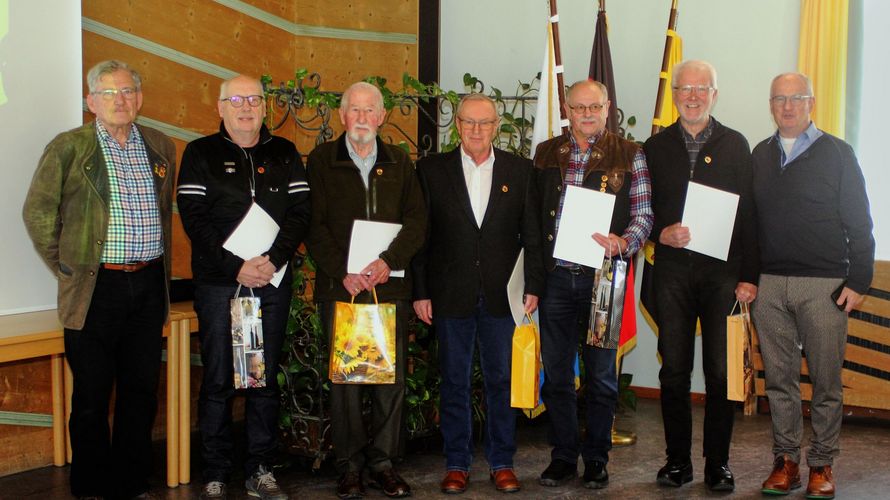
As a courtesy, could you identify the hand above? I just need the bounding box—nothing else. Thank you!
[592,232,628,257]
[735,282,758,303]
[524,294,539,315]
[342,273,372,296]
[413,299,433,325]
[237,255,274,288]
[257,258,277,276]
[837,287,864,314]
[361,258,392,287]
[659,222,691,249]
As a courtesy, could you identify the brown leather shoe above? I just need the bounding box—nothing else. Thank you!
[806,465,835,499]
[369,467,412,498]
[441,470,469,494]
[762,455,801,495]
[490,469,521,493]
[337,471,365,499]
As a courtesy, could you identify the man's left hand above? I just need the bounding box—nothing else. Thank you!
[837,287,864,314]
[361,258,391,288]
[735,282,758,303]
[524,294,539,315]
[592,233,627,258]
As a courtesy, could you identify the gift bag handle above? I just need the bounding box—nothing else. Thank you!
[349,286,379,305]
[233,284,256,299]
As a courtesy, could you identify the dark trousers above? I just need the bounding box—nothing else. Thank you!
[539,267,618,465]
[321,299,408,474]
[64,263,165,499]
[194,281,290,482]
[654,256,738,462]
[436,296,516,472]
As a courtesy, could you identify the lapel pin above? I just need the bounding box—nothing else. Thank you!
[225,167,236,174]
[502,185,509,193]
[153,164,167,178]
[704,155,712,164]
[257,166,265,174]
[376,168,384,175]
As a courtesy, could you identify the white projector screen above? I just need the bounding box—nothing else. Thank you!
[0,0,83,315]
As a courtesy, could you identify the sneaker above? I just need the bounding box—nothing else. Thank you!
[583,461,609,489]
[245,465,288,500]
[539,459,577,486]
[200,481,227,499]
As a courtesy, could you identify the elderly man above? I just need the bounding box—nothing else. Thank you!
[23,60,175,499]
[413,93,544,494]
[642,60,758,492]
[177,74,310,500]
[533,80,653,490]
[753,73,874,499]
[306,81,425,499]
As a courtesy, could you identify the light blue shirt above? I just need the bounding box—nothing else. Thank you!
[345,137,378,189]
[777,121,823,168]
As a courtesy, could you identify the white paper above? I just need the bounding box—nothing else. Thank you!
[507,249,526,326]
[681,181,740,261]
[347,220,405,278]
[552,185,616,269]
[222,202,287,287]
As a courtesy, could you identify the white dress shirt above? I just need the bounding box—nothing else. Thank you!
[460,145,495,227]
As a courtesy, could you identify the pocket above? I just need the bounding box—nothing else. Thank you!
[58,262,74,279]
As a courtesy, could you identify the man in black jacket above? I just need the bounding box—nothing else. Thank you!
[643,60,758,492]
[413,93,544,494]
[753,72,874,499]
[177,75,310,500]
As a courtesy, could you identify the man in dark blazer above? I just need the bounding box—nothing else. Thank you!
[413,93,545,495]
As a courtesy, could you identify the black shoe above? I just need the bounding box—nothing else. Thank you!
[583,461,609,489]
[539,459,577,486]
[657,458,693,487]
[337,471,365,499]
[704,461,735,492]
[369,468,412,498]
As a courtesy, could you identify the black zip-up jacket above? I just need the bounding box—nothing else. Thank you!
[643,118,759,284]
[176,122,311,285]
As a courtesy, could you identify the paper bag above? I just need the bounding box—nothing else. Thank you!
[511,313,541,409]
[727,301,755,402]
[231,285,266,389]
[329,288,397,384]
[587,256,628,349]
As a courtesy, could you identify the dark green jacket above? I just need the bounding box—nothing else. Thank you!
[306,133,426,303]
[22,122,176,329]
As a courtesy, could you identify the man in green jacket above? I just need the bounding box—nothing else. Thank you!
[306,81,426,499]
[22,60,175,499]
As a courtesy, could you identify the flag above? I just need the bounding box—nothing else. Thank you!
[531,22,563,155]
[639,240,658,334]
[651,29,683,129]
[617,259,637,360]
[588,7,619,133]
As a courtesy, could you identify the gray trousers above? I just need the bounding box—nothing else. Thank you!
[322,300,409,474]
[752,274,847,466]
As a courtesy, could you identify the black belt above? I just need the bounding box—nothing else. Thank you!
[100,256,163,272]
[558,265,586,276]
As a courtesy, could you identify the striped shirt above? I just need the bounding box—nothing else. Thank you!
[96,122,163,263]
[681,118,715,179]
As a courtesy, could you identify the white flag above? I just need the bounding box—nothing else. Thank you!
[531,22,565,155]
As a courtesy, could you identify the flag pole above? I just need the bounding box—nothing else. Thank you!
[650,0,680,136]
[548,0,569,135]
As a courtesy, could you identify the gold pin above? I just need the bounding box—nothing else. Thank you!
[704,156,712,164]
[154,164,167,178]
[376,168,383,175]
[601,175,609,181]
[502,185,509,193]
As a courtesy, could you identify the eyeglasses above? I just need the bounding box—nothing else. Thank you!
[219,95,265,108]
[568,103,606,114]
[769,94,813,106]
[91,87,139,101]
[457,117,498,131]
[673,85,715,97]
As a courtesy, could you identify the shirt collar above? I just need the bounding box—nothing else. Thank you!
[568,129,604,150]
[774,121,818,142]
[95,121,138,147]
[345,136,378,162]
[459,144,495,168]
[680,117,715,142]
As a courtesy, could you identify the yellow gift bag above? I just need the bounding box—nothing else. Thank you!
[726,301,756,402]
[329,288,396,384]
[511,313,541,409]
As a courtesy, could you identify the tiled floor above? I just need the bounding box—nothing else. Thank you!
[2,398,889,499]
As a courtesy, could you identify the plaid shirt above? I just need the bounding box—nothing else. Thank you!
[96,122,163,263]
[681,118,715,179]
[555,131,653,266]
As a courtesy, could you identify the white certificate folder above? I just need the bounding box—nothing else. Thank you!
[681,181,739,261]
[347,220,405,278]
[552,185,616,269]
[222,202,287,287]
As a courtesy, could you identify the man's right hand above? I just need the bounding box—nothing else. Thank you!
[237,255,275,288]
[342,273,372,297]
[413,299,433,325]
[659,222,691,248]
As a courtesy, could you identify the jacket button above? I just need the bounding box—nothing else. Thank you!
[550,210,555,217]
[547,234,554,241]
[97,240,103,245]
[89,271,95,276]
[557,185,561,192]
[475,260,480,266]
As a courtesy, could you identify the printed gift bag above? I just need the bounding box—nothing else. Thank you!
[587,255,628,349]
[727,301,756,402]
[231,285,266,389]
[329,287,396,384]
[511,313,541,409]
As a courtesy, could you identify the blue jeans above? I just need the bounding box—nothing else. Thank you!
[540,267,617,465]
[436,296,516,472]
[194,278,290,482]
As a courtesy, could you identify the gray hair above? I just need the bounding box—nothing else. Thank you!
[341,81,385,111]
[86,60,142,93]
[771,72,814,96]
[456,92,498,117]
[219,75,264,99]
[672,59,718,89]
[567,80,609,104]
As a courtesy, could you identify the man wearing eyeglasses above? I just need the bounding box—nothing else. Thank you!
[752,73,874,499]
[412,93,544,494]
[642,60,758,492]
[23,60,175,499]
[177,74,310,500]
[532,79,652,490]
